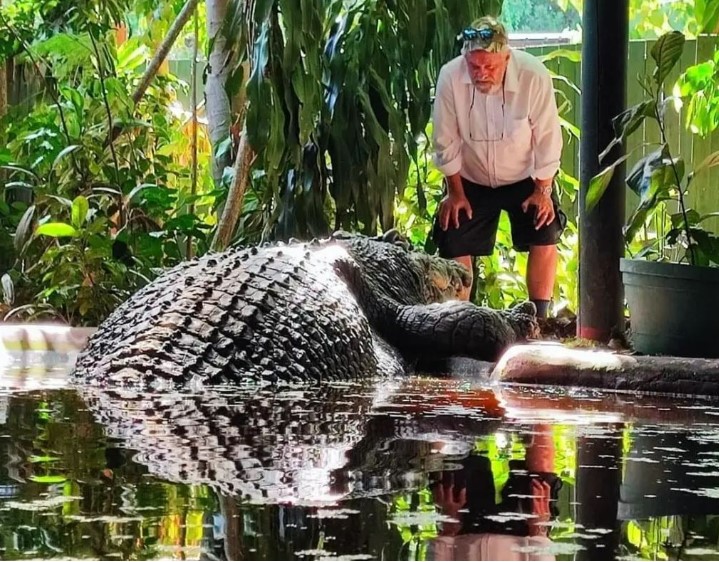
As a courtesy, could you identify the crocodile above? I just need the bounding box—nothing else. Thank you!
[72,231,539,389]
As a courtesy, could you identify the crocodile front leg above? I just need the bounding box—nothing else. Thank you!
[383,300,539,362]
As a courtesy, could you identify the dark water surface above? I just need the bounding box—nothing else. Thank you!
[3,353,719,560]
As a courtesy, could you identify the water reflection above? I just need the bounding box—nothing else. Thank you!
[77,380,504,505]
[427,423,562,561]
[4,361,719,559]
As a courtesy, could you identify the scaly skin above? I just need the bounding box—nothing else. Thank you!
[72,231,538,389]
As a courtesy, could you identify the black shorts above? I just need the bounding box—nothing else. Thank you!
[431,177,567,258]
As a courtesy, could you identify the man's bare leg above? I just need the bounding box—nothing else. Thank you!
[453,255,473,301]
[527,245,558,318]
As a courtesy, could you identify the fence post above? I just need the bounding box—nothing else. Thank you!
[578,0,629,342]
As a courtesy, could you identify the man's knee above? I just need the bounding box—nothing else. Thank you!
[529,244,558,260]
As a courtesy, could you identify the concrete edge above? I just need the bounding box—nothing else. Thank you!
[0,324,97,353]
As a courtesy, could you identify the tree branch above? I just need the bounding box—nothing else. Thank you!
[187,4,199,259]
[211,120,254,251]
[131,0,201,105]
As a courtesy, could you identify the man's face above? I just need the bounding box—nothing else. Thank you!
[464,50,510,94]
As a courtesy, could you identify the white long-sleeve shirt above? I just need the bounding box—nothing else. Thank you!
[432,48,563,188]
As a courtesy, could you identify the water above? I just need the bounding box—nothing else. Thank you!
[3,353,719,560]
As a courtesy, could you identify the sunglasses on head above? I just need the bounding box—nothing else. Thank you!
[459,27,496,42]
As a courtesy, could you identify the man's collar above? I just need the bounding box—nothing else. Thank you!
[460,48,519,93]
[503,49,520,92]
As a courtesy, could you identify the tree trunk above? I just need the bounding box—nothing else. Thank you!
[187,5,199,259]
[205,0,234,188]
[0,63,6,124]
[211,122,254,251]
[0,0,6,122]
[130,0,200,104]
[0,59,6,184]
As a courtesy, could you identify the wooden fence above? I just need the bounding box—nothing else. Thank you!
[526,36,719,231]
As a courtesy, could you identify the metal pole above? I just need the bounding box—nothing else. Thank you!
[578,0,629,342]
[575,426,623,559]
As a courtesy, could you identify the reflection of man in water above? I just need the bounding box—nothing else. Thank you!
[428,424,560,561]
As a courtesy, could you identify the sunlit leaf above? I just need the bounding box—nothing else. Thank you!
[30,475,67,484]
[539,48,581,64]
[696,0,719,33]
[29,455,61,463]
[71,196,90,229]
[35,223,80,238]
[585,154,631,212]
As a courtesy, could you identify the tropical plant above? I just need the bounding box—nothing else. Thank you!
[586,30,719,267]
[501,0,580,33]
[676,48,719,138]
[209,0,506,246]
[1,0,585,324]
[555,0,719,39]
[0,10,216,325]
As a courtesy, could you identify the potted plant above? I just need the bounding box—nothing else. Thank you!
[586,30,719,358]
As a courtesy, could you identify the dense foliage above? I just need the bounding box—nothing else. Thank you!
[0,1,215,324]
[5,0,716,325]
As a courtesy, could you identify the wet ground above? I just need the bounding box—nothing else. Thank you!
[3,352,719,560]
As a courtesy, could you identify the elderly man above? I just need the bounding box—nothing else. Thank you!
[431,16,565,319]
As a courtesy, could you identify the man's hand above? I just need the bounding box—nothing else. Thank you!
[439,193,473,231]
[521,188,555,230]
[527,478,552,537]
[432,472,467,537]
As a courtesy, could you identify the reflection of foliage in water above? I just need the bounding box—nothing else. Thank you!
[7,389,719,560]
[0,391,217,560]
[619,515,719,560]
[388,425,580,558]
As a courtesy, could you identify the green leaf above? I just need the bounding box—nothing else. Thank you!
[691,149,719,179]
[538,48,581,64]
[671,209,701,229]
[125,183,160,204]
[626,146,679,198]
[650,31,686,89]
[1,274,14,306]
[29,455,61,463]
[624,145,681,242]
[600,101,656,162]
[35,223,80,238]
[254,0,274,23]
[698,211,719,224]
[52,145,82,171]
[5,181,35,192]
[71,196,89,229]
[30,475,67,484]
[585,154,630,212]
[695,0,719,34]
[2,165,40,182]
[45,195,73,208]
[60,86,84,116]
[246,22,273,153]
[0,148,12,165]
[15,205,36,252]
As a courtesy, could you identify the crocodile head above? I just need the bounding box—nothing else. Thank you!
[331,230,471,304]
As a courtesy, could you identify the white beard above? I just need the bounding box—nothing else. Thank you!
[475,82,502,95]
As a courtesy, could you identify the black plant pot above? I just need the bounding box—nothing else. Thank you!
[620,258,719,358]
